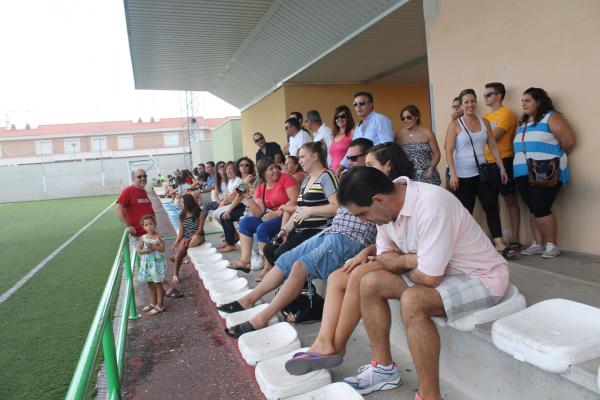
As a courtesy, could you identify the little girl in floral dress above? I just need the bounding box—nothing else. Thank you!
[137,215,166,315]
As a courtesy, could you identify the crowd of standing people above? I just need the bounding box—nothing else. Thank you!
[116,85,575,400]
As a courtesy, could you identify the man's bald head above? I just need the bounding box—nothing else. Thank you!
[132,169,147,188]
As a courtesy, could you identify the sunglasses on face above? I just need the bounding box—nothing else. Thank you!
[353,101,370,107]
[136,174,147,179]
[254,137,264,143]
[346,153,364,162]
[335,114,347,120]
[401,115,414,121]
[483,92,498,98]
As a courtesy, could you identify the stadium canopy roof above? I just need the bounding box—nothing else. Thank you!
[124,0,427,110]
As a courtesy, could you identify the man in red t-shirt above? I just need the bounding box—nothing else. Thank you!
[115,168,183,298]
[115,168,155,236]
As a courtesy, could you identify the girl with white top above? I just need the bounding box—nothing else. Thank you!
[445,88,514,258]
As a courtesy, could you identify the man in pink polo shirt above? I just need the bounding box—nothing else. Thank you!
[337,167,509,399]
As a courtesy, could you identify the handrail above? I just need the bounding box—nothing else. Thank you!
[65,230,140,400]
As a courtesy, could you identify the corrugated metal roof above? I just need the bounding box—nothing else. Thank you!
[124,0,417,109]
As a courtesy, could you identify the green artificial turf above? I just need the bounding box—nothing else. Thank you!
[0,195,117,294]
[0,197,123,400]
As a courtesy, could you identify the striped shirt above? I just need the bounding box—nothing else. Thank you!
[182,216,199,238]
[513,112,570,184]
[296,170,339,231]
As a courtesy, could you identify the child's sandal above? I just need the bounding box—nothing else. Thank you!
[149,305,165,315]
[142,304,155,312]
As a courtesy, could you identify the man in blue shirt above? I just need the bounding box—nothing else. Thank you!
[339,91,394,172]
[201,161,216,193]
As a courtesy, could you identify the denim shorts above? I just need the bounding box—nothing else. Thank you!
[275,232,364,279]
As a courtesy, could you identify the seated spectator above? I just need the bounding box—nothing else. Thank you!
[286,117,312,157]
[262,142,339,278]
[254,131,286,164]
[197,161,240,235]
[329,105,355,175]
[395,105,442,185]
[220,141,376,338]
[171,194,205,283]
[283,144,414,374]
[218,157,256,252]
[514,87,575,258]
[226,157,298,270]
[284,155,305,184]
[305,110,333,166]
[325,167,508,398]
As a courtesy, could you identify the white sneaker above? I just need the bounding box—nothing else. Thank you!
[521,242,545,256]
[542,243,560,258]
[343,363,402,395]
[250,253,264,271]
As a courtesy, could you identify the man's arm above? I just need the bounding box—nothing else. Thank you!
[114,203,135,234]
[376,251,418,273]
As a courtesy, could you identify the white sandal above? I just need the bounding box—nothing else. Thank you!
[149,305,165,315]
[142,304,155,312]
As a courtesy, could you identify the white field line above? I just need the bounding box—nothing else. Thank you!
[0,202,115,305]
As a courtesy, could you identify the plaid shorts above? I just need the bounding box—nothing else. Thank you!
[402,274,501,322]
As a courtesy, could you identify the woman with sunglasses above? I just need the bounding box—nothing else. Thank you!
[445,89,514,258]
[329,105,355,175]
[228,157,299,273]
[218,157,256,252]
[395,105,441,185]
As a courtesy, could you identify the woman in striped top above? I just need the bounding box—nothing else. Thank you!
[262,141,340,277]
[513,88,576,258]
[171,194,205,283]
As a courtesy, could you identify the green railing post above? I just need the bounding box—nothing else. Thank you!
[122,239,139,320]
[102,319,121,400]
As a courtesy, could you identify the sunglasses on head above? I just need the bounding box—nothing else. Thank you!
[335,114,347,120]
[483,92,498,98]
[346,153,364,162]
[136,174,147,179]
[401,115,414,121]
[353,101,370,107]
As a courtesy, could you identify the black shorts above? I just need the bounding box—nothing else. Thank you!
[487,157,516,196]
[515,176,562,218]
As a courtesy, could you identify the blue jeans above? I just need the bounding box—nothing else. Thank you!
[275,232,364,279]
[238,216,282,243]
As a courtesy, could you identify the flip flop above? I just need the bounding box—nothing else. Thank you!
[166,288,184,298]
[284,352,343,376]
[227,261,251,274]
[217,245,237,253]
[224,321,256,339]
[217,301,246,313]
[501,247,516,259]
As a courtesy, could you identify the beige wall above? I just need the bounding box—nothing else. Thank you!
[241,87,287,156]
[424,0,600,253]
[241,83,432,157]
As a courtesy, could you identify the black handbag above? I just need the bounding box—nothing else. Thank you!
[458,118,498,184]
[520,123,560,188]
[281,281,324,324]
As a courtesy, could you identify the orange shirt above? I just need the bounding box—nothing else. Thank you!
[484,106,517,162]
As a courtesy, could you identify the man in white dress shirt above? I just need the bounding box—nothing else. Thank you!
[306,109,333,167]
[286,117,312,157]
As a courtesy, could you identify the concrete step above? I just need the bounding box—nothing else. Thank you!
[383,259,600,400]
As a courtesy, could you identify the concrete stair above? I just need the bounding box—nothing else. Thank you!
[385,257,600,400]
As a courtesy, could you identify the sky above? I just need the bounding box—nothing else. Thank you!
[0,0,240,129]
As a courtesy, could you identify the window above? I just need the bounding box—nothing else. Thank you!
[64,138,81,153]
[90,137,107,152]
[164,132,180,146]
[117,135,134,150]
[36,140,53,155]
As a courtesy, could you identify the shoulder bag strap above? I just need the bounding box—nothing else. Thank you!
[458,117,482,170]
